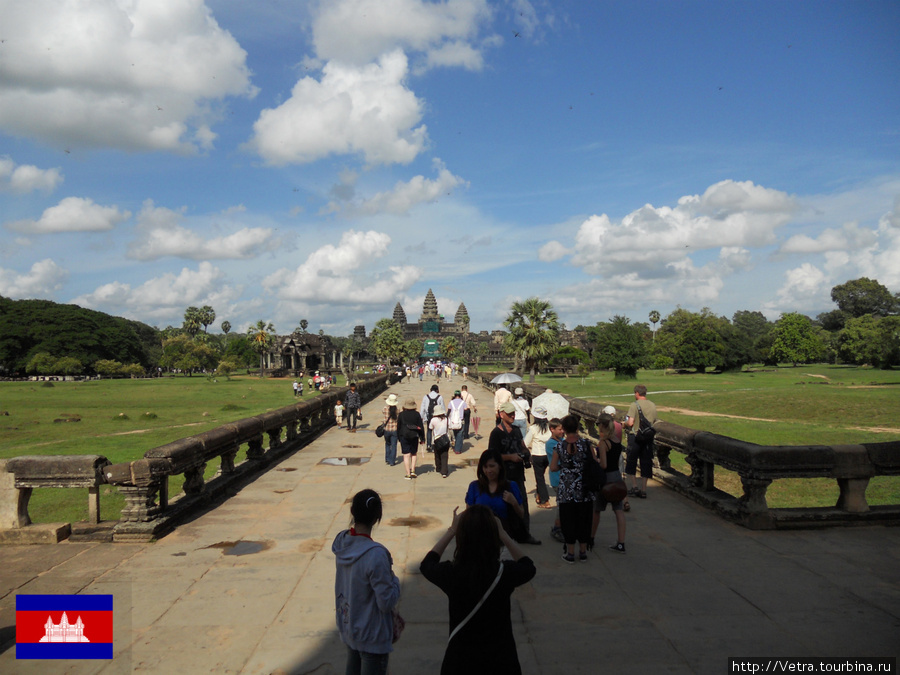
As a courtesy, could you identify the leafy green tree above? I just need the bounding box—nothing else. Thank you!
[837,315,882,366]
[121,363,145,377]
[248,320,276,376]
[94,359,124,377]
[771,312,825,366]
[441,336,460,361]
[549,346,589,378]
[216,357,239,379]
[676,311,725,372]
[26,352,58,375]
[838,315,900,368]
[221,320,231,336]
[0,297,158,375]
[224,335,256,367]
[831,277,898,318]
[56,356,84,376]
[183,306,202,337]
[592,315,647,380]
[369,318,406,364]
[198,305,216,333]
[817,309,847,332]
[503,297,560,382]
[404,339,423,362]
[731,310,772,364]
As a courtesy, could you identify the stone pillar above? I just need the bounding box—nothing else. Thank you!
[182,464,206,495]
[88,486,100,524]
[118,482,163,522]
[738,476,771,512]
[686,453,715,491]
[836,477,870,513]
[220,446,239,474]
[267,427,283,451]
[0,470,31,528]
[246,434,265,460]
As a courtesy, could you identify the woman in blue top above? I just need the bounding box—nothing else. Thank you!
[465,449,525,540]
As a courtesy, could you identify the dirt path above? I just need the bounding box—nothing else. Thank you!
[657,406,900,434]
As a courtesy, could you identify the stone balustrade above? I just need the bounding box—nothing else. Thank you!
[477,373,900,529]
[0,373,388,543]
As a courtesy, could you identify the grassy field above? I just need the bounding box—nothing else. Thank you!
[529,364,900,508]
[2,365,898,522]
[1,374,323,523]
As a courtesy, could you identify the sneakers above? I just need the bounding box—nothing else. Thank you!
[609,542,626,554]
[550,526,564,543]
[561,553,575,564]
[404,474,412,480]
[410,472,417,479]
[579,552,588,562]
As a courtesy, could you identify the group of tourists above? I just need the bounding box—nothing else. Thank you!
[333,382,659,674]
[375,384,479,480]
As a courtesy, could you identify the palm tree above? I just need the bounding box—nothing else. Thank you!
[183,306,202,337]
[199,305,216,333]
[649,310,660,340]
[503,297,560,382]
[248,320,275,377]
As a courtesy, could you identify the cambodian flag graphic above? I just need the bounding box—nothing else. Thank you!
[16,594,113,659]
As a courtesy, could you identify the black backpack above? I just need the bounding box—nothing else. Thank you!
[426,393,439,421]
[634,404,656,445]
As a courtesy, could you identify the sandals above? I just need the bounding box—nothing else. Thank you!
[623,500,631,512]
[537,501,553,509]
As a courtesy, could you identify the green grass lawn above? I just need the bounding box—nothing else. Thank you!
[1,374,323,523]
[530,364,900,508]
[3,365,898,522]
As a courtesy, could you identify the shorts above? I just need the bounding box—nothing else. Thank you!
[594,471,625,512]
[399,436,419,456]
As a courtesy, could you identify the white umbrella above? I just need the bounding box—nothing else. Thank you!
[490,372,523,384]
[532,390,570,420]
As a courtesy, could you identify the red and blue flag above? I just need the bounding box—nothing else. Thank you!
[16,594,113,659]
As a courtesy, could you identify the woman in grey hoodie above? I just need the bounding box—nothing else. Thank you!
[332,489,401,675]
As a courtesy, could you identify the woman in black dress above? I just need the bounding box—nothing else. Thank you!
[420,505,536,674]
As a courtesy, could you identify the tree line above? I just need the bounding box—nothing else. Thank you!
[1,276,896,378]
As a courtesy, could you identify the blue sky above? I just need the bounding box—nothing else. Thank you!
[1,0,898,337]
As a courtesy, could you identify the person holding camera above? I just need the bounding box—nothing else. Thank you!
[488,401,541,545]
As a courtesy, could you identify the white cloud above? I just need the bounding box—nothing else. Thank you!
[6,197,131,233]
[546,180,796,278]
[0,157,63,193]
[780,221,878,254]
[767,196,900,313]
[0,0,256,153]
[0,258,68,298]
[248,51,427,166]
[263,230,422,305]
[326,159,467,215]
[312,0,491,67]
[72,261,241,321]
[127,200,278,261]
[764,263,829,316]
[538,240,568,262]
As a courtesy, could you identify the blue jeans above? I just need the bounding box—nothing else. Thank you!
[383,430,398,465]
[346,647,389,675]
[452,427,464,454]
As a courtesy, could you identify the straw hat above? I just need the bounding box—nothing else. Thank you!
[403,397,418,410]
[385,394,399,407]
[433,405,447,416]
[602,405,617,416]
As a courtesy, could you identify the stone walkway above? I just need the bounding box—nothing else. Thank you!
[1,376,898,674]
